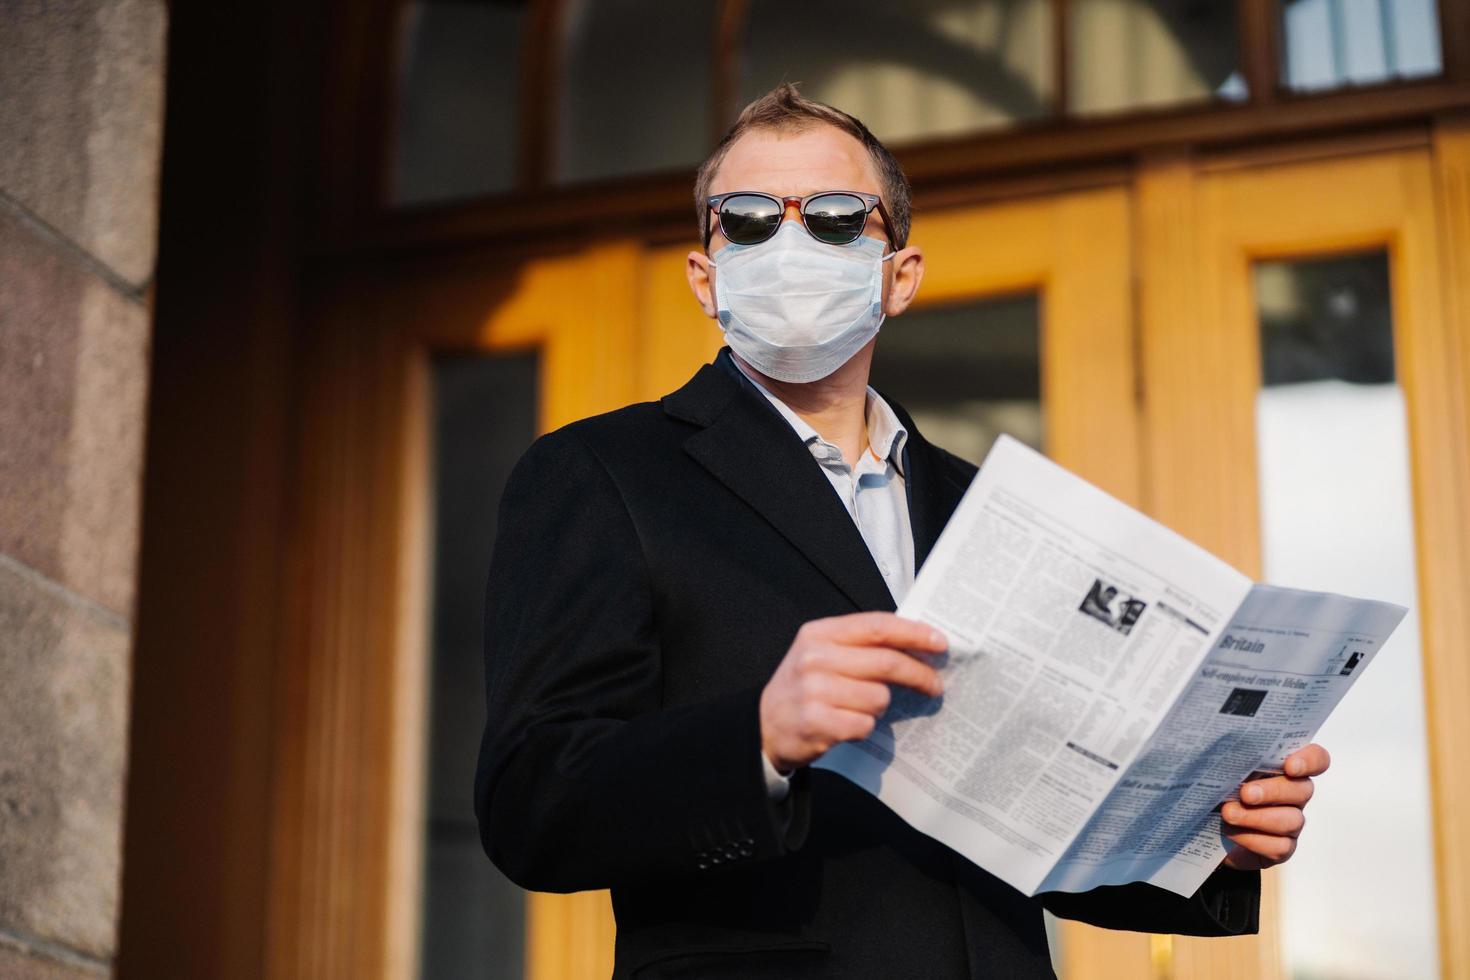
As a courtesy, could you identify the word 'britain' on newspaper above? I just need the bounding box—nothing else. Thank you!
[814,435,1406,899]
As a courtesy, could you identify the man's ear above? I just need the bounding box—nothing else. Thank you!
[883,246,924,316]
[686,250,717,319]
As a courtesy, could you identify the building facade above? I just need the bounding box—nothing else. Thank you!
[4,1,1469,979]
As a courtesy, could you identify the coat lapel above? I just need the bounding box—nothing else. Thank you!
[665,360,898,614]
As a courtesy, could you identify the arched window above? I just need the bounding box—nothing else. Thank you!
[740,0,1056,143]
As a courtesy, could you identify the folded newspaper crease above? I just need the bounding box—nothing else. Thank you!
[815,435,1407,898]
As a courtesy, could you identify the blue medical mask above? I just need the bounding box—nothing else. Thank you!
[711,221,895,383]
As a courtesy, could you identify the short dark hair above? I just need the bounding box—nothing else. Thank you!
[694,83,913,250]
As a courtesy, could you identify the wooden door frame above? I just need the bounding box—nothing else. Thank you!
[264,241,653,980]
[1135,120,1470,979]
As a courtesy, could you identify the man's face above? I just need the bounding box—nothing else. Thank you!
[685,124,924,336]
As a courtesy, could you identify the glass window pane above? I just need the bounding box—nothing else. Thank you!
[1069,0,1246,116]
[1253,254,1439,979]
[420,352,540,979]
[393,1,527,206]
[1279,0,1442,93]
[741,0,1055,145]
[871,295,1041,459]
[555,0,715,184]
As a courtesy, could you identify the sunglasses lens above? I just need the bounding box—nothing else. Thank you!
[803,193,869,244]
[719,194,782,245]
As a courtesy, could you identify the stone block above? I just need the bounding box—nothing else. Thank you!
[0,208,150,618]
[0,0,168,287]
[0,559,130,960]
[0,939,106,979]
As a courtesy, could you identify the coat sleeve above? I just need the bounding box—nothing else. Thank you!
[1039,866,1259,936]
[473,428,809,893]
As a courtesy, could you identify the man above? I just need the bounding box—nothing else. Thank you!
[475,84,1324,978]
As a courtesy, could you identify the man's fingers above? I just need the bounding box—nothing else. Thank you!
[798,706,877,747]
[1221,802,1306,837]
[1283,743,1330,777]
[823,646,944,696]
[820,675,893,715]
[807,612,948,654]
[1222,828,1298,864]
[1238,774,1314,807]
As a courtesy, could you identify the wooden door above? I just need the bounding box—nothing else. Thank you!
[1134,122,1470,979]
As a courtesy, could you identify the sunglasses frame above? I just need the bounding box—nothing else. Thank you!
[705,190,896,251]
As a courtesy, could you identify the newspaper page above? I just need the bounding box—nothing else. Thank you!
[816,435,1254,895]
[1038,584,1406,896]
[814,435,1406,898]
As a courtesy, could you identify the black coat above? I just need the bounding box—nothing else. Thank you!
[475,349,1259,979]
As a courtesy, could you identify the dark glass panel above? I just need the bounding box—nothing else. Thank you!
[419,352,539,979]
[870,294,1042,465]
[555,0,715,183]
[393,0,528,205]
[1255,252,1394,385]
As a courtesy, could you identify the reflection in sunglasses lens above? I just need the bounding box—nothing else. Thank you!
[804,194,867,244]
[721,194,782,245]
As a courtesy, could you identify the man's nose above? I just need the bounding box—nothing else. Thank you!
[779,198,802,227]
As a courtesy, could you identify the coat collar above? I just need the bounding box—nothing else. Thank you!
[662,349,968,612]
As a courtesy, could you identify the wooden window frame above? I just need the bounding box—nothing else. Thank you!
[314,0,1470,260]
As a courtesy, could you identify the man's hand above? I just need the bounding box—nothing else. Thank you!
[1220,743,1330,871]
[760,612,946,773]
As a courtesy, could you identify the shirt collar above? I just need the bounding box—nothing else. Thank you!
[730,357,909,477]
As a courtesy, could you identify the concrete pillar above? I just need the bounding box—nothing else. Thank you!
[0,1,167,975]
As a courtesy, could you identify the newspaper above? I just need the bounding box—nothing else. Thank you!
[814,435,1406,898]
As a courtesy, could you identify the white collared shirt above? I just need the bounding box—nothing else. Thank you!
[731,360,917,801]
[735,364,916,604]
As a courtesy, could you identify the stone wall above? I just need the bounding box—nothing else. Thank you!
[0,1,167,975]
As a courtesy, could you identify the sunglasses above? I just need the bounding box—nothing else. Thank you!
[705,190,894,250]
